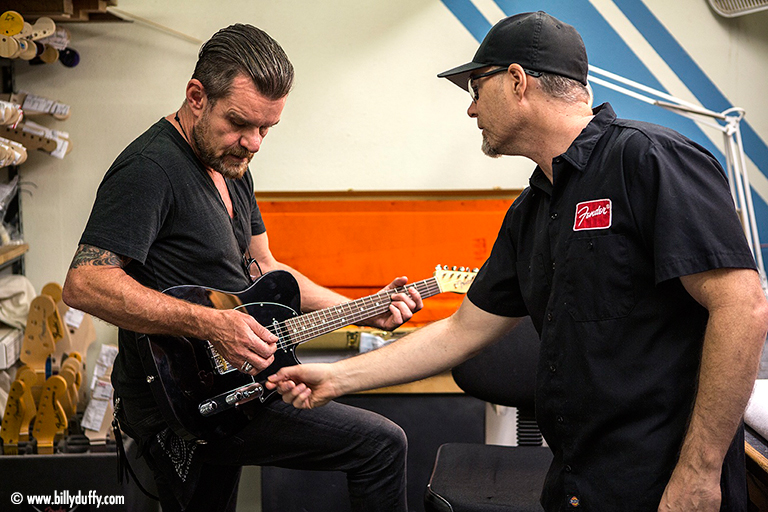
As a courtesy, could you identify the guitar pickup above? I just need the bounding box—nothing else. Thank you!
[198,382,264,417]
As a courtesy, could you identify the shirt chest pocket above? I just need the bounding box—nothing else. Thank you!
[563,234,636,322]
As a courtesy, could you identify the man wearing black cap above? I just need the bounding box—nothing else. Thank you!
[267,11,768,511]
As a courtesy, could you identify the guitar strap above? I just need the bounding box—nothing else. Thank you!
[112,397,159,501]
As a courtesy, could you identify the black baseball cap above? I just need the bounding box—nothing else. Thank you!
[438,11,588,88]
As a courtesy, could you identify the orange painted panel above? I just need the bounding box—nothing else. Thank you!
[259,196,518,325]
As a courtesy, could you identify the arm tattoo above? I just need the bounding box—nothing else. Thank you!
[69,244,130,269]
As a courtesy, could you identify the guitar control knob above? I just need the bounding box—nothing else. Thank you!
[199,401,218,416]
[242,383,264,398]
[226,391,243,405]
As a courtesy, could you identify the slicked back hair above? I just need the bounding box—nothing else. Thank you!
[192,24,294,104]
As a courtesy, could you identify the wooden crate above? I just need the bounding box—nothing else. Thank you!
[258,190,519,325]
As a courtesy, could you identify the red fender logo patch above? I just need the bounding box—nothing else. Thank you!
[573,199,612,231]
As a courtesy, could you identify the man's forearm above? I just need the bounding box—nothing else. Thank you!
[63,265,216,338]
[680,317,765,470]
[675,304,766,476]
[333,299,520,395]
[675,269,768,472]
[660,269,768,510]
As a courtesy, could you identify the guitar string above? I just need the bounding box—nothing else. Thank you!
[276,280,442,346]
[211,279,442,371]
[272,280,439,346]
[212,280,444,372]
[212,274,473,372]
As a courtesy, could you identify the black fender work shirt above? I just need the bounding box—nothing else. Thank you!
[467,103,756,511]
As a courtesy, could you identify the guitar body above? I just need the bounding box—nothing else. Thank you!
[141,270,302,442]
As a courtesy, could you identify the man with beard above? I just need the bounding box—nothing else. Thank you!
[62,24,421,512]
[267,12,768,512]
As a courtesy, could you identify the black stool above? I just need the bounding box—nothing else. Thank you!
[424,317,552,512]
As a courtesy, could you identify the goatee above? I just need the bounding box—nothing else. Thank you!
[481,134,502,158]
[192,110,254,179]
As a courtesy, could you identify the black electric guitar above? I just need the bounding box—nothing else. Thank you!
[140,266,476,442]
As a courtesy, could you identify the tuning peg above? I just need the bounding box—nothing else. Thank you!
[473,268,480,272]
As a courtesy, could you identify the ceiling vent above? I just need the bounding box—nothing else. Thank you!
[708,0,768,16]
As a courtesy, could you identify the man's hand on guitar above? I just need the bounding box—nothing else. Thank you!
[364,276,424,331]
[265,363,339,409]
[207,309,279,374]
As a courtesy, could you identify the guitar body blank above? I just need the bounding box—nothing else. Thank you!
[141,270,302,442]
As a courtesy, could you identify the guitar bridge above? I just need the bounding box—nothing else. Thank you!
[198,382,264,416]
[206,341,236,375]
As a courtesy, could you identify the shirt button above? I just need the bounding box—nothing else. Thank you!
[557,416,564,423]
[547,313,553,321]
[569,495,580,507]
[565,465,572,472]
[552,262,556,270]
[550,212,558,220]
[549,365,556,373]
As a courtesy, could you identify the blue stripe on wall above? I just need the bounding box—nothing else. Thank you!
[439,0,493,42]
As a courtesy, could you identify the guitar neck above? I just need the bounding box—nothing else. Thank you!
[280,278,441,347]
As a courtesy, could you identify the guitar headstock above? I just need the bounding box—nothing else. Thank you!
[433,265,478,294]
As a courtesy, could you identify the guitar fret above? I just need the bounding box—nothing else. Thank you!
[272,275,468,349]
[292,283,408,344]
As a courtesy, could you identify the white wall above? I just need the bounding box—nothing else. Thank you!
[14,0,535,347]
[12,0,768,393]
[650,1,768,140]
[8,1,768,509]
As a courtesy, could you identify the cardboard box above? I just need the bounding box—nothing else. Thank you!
[0,326,23,370]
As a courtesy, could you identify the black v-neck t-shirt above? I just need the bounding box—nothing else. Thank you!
[80,118,266,409]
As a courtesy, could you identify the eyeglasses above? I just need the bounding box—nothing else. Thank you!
[467,67,543,102]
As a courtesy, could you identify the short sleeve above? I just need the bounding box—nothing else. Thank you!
[467,203,529,318]
[251,198,266,236]
[79,155,173,264]
[627,134,756,283]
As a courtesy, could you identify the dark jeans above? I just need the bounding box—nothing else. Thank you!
[121,397,408,512]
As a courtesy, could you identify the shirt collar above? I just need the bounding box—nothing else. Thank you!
[562,102,616,172]
[528,102,616,194]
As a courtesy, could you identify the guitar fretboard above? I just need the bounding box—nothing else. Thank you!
[211,278,441,374]
[277,278,441,348]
